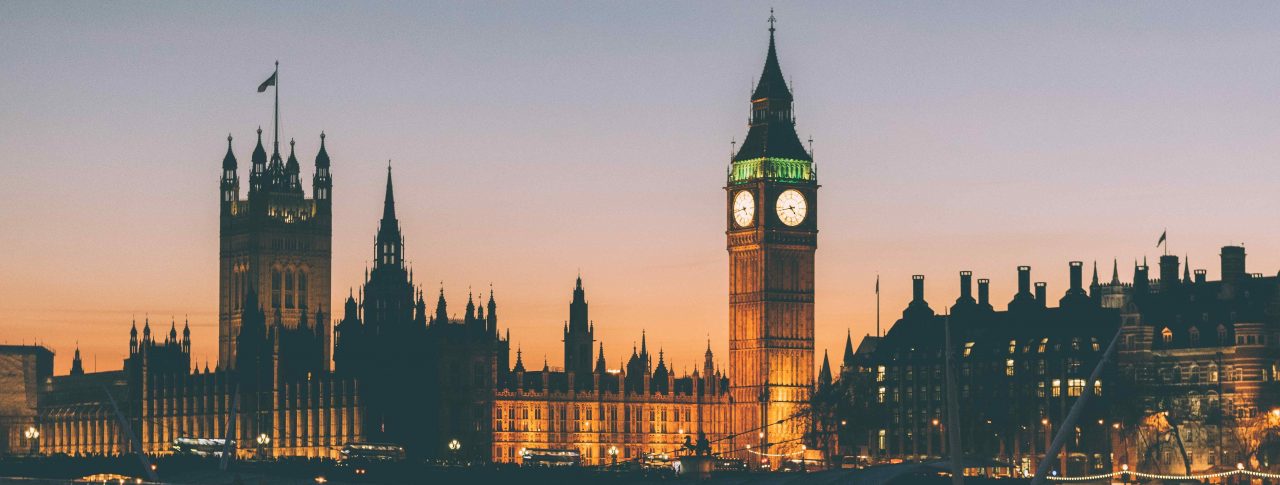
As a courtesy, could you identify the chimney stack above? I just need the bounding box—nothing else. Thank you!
[1069,261,1083,290]
[1221,246,1246,281]
[1194,269,1207,284]
[1135,264,1150,293]
[1035,282,1047,307]
[977,279,991,307]
[1018,266,1031,295]
[912,275,925,302]
[955,271,976,307]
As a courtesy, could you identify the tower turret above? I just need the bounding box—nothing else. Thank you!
[249,127,267,195]
[221,134,239,213]
[70,345,84,376]
[434,288,448,325]
[284,138,301,191]
[313,132,332,205]
[129,320,138,354]
[376,165,403,269]
[487,288,498,337]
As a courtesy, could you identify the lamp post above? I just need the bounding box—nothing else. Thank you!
[608,445,619,467]
[449,439,461,465]
[23,426,39,455]
[1042,418,1052,476]
[256,433,270,460]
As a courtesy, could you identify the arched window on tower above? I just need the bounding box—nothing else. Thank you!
[271,270,282,308]
[299,271,308,308]
[285,270,295,308]
[1161,327,1173,344]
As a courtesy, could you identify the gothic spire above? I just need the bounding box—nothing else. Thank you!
[1091,261,1099,287]
[251,127,267,167]
[222,134,237,170]
[818,350,833,388]
[733,9,810,163]
[314,132,330,169]
[1183,254,1191,282]
[843,330,856,369]
[375,163,403,268]
[382,162,397,222]
[1111,259,1120,285]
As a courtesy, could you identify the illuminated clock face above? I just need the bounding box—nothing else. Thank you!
[775,189,807,226]
[732,191,755,227]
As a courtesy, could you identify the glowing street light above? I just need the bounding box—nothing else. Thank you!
[448,439,461,451]
[23,426,39,440]
[608,445,619,466]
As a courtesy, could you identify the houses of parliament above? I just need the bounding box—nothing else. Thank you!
[0,20,820,466]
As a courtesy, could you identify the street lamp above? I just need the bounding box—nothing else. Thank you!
[608,445,619,467]
[449,438,461,464]
[24,426,39,455]
[256,433,270,460]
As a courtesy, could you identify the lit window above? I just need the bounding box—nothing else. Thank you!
[963,342,974,357]
[1052,379,1062,397]
[877,387,885,403]
[1008,340,1017,354]
[1068,378,1085,397]
[876,366,885,382]
[1006,359,1015,376]
[1162,327,1173,343]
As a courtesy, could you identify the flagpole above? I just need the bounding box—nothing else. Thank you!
[273,60,279,154]
[875,274,881,338]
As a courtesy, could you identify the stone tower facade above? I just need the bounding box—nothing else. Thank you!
[725,17,817,462]
[219,129,333,370]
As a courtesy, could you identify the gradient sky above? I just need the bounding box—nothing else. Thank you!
[4,2,1280,376]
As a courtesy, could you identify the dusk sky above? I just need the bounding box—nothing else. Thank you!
[4,2,1280,375]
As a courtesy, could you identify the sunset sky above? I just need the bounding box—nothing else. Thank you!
[4,2,1280,375]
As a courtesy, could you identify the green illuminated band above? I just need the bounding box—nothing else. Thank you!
[728,157,814,184]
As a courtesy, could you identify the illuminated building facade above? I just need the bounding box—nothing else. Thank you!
[489,278,732,466]
[725,18,817,462]
[829,248,1280,477]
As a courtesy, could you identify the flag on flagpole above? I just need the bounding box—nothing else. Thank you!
[875,275,879,294]
[1157,230,1167,248]
[257,71,277,93]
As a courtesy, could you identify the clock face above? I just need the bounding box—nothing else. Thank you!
[732,190,755,227]
[775,189,807,226]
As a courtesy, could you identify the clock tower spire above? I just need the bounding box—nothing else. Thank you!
[725,12,817,465]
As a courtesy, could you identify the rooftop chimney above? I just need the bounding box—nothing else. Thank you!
[977,279,991,308]
[912,275,925,302]
[955,271,975,306]
[1018,266,1031,295]
[1035,282,1047,307]
[1069,261,1083,291]
[1135,264,1150,293]
[1194,269,1207,284]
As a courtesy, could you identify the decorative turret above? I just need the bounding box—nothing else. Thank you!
[221,134,239,212]
[434,288,448,325]
[487,287,498,337]
[465,290,476,326]
[284,138,301,191]
[817,350,832,389]
[513,347,525,373]
[595,343,607,374]
[842,330,855,372]
[249,127,267,194]
[70,345,84,376]
[168,319,178,344]
[564,275,594,383]
[182,318,191,353]
[313,132,332,203]
[143,318,151,343]
[129,320,138,354]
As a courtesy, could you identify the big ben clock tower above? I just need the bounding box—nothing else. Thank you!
[726,14,816,462]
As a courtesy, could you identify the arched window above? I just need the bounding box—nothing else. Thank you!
[1218,324,1229,344]
[298,271,308,308]
[271,269,282,308]
[1209,363,1219,382]
[1189,327,1200,346]
[1162,327,1173,344]
[1189,364,1200,383]
[284,270,295,308]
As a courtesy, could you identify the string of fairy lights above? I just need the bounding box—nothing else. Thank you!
[1045,463,1280,482]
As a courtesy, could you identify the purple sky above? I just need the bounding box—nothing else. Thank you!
[3,2,1280,375]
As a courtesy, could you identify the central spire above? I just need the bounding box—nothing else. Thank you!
[375,163,403,269]
[731,10,812,173]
